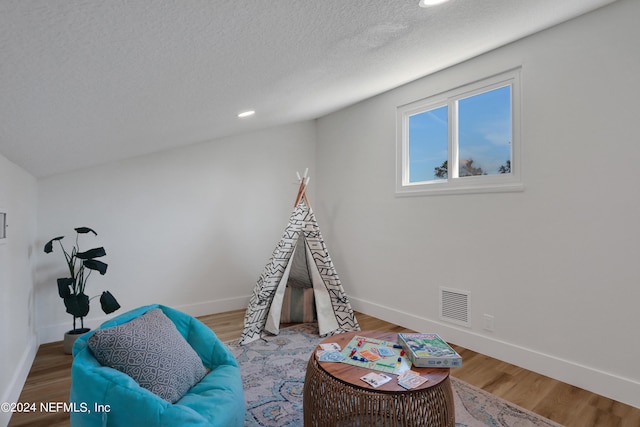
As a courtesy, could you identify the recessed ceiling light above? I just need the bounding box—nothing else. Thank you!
[419,0,450,7]
[237,110,255,118]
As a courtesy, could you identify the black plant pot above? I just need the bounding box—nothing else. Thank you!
[63,327,91,354]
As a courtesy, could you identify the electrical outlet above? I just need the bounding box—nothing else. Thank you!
[483,314,494,332]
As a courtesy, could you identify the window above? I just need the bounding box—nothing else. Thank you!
[396,69,522,196]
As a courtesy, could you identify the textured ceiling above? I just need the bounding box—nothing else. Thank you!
[0,0,616,177]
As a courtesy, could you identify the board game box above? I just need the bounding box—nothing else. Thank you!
[397,333,462,368]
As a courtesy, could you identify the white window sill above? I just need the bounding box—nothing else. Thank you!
[395,178,524,197]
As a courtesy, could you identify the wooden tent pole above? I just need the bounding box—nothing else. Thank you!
[294,178,305,206]
[303,190,310,207]
[294,171,311,208]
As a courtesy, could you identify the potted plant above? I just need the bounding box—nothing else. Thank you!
[44,227,121,353]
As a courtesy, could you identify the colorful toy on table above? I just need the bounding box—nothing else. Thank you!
[338,335,412,374]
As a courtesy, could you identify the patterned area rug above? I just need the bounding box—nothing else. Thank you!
[227,324,563,427]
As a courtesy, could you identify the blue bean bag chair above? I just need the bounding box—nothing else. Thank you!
[70,304,245,427]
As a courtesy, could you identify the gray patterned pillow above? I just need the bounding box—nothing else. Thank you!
[88,308,207,403]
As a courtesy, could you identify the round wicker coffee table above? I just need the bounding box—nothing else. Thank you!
[303,331,455,427]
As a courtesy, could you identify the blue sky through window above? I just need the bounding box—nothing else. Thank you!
[409,85,511,182]
[409,105,448,182]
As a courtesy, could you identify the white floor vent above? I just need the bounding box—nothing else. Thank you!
[440,287,471,327]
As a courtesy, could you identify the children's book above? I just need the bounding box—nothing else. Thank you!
[397,333,462,368]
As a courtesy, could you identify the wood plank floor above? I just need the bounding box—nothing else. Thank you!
[8,309,640,426]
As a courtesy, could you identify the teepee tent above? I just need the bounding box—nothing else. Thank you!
[240,172,360,345]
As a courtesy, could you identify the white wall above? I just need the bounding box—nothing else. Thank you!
[315,0,640,408]
[0,153,38,427]
[37,121,317,343]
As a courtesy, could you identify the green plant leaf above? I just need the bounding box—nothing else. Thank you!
[100,291,121,314]
[64,293,90,317]
[76,247,106,259]
[75,227,97,235]
[57,278,74,298]
[44,236,64,253]
[83,259,108,275]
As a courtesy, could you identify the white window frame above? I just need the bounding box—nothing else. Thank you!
[396,68,523,196]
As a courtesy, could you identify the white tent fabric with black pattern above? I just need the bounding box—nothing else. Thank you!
[239,173,360,345]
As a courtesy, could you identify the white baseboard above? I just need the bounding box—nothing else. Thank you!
[37,296,251,345]
[350,296,640,410]
[0,336,38,427]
